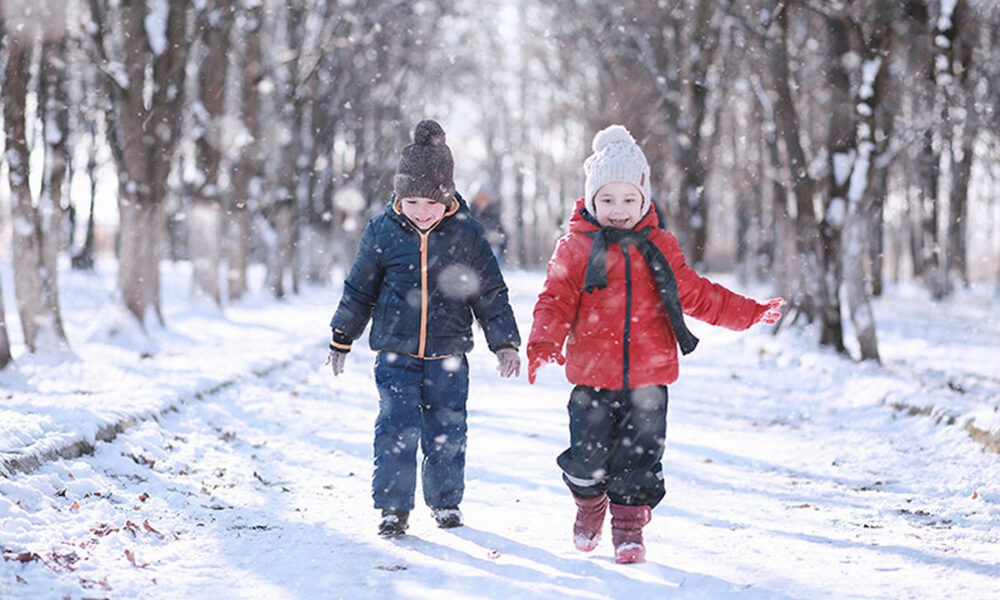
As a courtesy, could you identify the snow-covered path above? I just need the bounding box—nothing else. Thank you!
[2,273,999,599]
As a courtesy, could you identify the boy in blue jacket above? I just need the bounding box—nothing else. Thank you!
[327,120,521,537]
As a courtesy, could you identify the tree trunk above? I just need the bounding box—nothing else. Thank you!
[117,199,163,324]
[820,14,852,354]
[38,17,71,346]
[752,77,791,299]
[228,0,263,300]
[947,122,973,289]
[303,77,330,284]
[72,123,99,270]
[843,5,891,364]
[0,4,13,366]
[945,0,975,290]
[4,10,68,353]
[868,164,887,297]
[859,0,900,298]
[191,0,234,306]
[88,0,190,326]
[912,0,949,298]
[766,4,829,342]
[675,0,724,268]
[0,274,10,365]
[266,1,304,297]
[266,203,295,298]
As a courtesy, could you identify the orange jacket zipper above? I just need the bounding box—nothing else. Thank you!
[417,230,429,357]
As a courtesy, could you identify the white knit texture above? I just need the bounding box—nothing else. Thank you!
[583,125,651,217]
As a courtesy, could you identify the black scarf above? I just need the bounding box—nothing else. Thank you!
[583,226,699,355]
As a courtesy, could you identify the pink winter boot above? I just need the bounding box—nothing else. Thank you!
[572,492,608,552]
[610,503,652,564]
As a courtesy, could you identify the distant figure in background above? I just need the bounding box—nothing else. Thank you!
[470,183,508,263]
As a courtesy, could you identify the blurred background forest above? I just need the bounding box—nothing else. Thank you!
[1,0,999,370]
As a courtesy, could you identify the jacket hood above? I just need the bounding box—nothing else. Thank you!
[567,197,660,234]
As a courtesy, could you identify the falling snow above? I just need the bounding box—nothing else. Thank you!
[1,265,999,599]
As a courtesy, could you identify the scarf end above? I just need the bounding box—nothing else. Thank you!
[678,335,699,356]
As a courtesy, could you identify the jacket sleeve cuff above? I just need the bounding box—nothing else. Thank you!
[490,342,519,353]
[330,329,353,353]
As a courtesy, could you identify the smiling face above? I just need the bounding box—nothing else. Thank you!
[592,181,644,229]
[400,196,447,230]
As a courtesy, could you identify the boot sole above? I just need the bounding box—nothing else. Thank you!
[379,531,406,538]
[574,532,601,552]
[614,543,646,564]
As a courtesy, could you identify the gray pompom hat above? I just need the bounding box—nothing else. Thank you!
[393,119,456,204]
[583,124,651,217]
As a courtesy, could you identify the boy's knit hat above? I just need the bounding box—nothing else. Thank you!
[394,119,455,204]
[583,125,651,217]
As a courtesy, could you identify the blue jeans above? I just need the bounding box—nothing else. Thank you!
[557,385,669,507]
[372,352,469,511]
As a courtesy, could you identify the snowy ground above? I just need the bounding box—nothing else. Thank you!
[1,262,999,599]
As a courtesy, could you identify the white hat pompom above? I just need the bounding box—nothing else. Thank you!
[591,124,635,153]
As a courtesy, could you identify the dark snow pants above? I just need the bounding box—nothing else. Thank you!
[557,385,668,508]
[372,352,469,511]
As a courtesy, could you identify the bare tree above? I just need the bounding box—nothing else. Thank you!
[0,2,12,368]
[85,0,191,327]
[3,2,69,353]
[263,0,305,299]
[943,0,976,290]
[842,1,893,363]
[190,0,235,306]
[820,11,852,354]
[227,0,263,300]
[37,0,72,343]
[761,3,830,343]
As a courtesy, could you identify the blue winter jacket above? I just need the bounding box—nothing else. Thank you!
[330,194,520,358]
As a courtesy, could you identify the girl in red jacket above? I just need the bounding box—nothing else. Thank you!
[527,125,782,564]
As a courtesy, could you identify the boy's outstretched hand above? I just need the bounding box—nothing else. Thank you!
[527,343,566,384]
[753,297,785,326]
[496,347,521,378]
[326,349,346,376]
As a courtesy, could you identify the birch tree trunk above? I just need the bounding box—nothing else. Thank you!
[843,5,891,364]
[820,14,851,354]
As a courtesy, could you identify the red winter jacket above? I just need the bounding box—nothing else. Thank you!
[529,198,764,390]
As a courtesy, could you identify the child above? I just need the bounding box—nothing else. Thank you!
[527,125,782,564]
[327,120,521,537]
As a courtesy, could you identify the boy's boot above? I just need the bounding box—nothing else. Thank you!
[571,491,608,552]
[609,503,652,564]
[431,505,463,529]
[378,509,409,537]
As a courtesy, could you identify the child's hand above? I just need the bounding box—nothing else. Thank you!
[753,297,785,326]
[527,343,566,384]
[496,348,521,378]
[325,349,346,376]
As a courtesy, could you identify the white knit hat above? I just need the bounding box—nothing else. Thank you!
[583,125,651,217]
